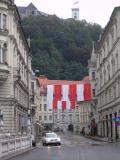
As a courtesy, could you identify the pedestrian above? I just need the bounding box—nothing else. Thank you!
[82,127,85,136]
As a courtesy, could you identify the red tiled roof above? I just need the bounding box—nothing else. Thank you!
[38,75,90,94]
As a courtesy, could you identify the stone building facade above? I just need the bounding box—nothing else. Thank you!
[88,44,98,136]
[78,101,91,134]
[0,0,31,134]
[31,75,40,137]
[96,7,120,141]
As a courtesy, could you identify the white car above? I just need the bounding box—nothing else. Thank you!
[42,132,61,146]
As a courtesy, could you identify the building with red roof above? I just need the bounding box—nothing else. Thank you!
[35,75,92,133]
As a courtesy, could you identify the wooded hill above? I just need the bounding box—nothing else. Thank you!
[22,15,102,80]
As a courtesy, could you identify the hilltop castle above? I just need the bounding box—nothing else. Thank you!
[18,3,48,19]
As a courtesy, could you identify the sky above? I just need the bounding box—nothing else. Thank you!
[15,0,120,27]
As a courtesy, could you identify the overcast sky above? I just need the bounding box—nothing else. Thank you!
[15,0,120,27]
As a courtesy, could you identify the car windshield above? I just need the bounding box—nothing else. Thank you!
[46,133,57,138]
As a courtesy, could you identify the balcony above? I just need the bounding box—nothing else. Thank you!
[0,63,9,85]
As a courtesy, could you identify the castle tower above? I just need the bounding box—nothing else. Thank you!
[72,1,79,20]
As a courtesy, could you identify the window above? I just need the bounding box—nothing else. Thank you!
[0,13,7,29]
[69,114,72,121]
[44,104,47,111]
[44,115,47,121]
[49,115,52,121]
[0,13,1,29]
[92,89,95,97]
[0,43,7,63]
[55,115,57,121]
[62,114,65,122]
[92,72,95,80]
[3,14,7,29]
[32,11,35,15]
[40,104,42,111]
[76,115,79,122]
[39,116,42,121]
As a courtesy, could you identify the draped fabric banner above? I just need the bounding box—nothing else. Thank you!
[53,99,57,110]
[47,85,54,109]
[77,84,84,101]
[62,85,70,110]
[70,100,76,109]
[54,85,61,100]
[57,101,62,110]
[47,83,92,110]
[69,84,76,109]
[69,84,76,100]
[62,101,66,110]
[84,83,92,101]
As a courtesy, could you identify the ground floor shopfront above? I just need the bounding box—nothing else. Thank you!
[98,108,120,142]
[0,99,30,134]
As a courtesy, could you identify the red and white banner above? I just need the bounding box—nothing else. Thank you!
[47,85,54,109]
[77,84,84,101]
[84,83,92,101]
[47,83,92,110]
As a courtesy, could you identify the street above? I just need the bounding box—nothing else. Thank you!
[10,132,120,160]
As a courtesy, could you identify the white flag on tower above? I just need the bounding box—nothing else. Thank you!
[74,1,79,5]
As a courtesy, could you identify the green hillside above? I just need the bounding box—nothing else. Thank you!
[22,15,102,80]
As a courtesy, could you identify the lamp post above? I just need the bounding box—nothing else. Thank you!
[0,109,3,133]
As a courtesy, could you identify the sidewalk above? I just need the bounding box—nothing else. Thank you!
[1,147,36,160]
[84,135,108,142]
[1,138,42,160]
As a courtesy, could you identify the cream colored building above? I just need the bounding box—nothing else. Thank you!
[88,44,98,136]
[38,94,80,132]
[78,101,91,134]
[0,0,31,134]
[31,75,40,136]
[96,7,120,141]
[38,93,53,131]
[37,76,93,133]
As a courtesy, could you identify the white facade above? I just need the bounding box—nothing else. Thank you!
[96,7,120,141]
[0,0,31,134]
[38,93,80,132]
[72,8,79,20]
[39,94,53,129]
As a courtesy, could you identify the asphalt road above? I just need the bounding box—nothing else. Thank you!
[10,132,120,160]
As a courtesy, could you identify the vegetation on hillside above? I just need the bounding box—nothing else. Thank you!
[22,15,102,80]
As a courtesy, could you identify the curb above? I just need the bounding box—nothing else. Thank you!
[84,135,108,142]
[1,147,36,160]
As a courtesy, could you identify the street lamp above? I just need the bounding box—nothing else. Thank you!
[0,109,3,133]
